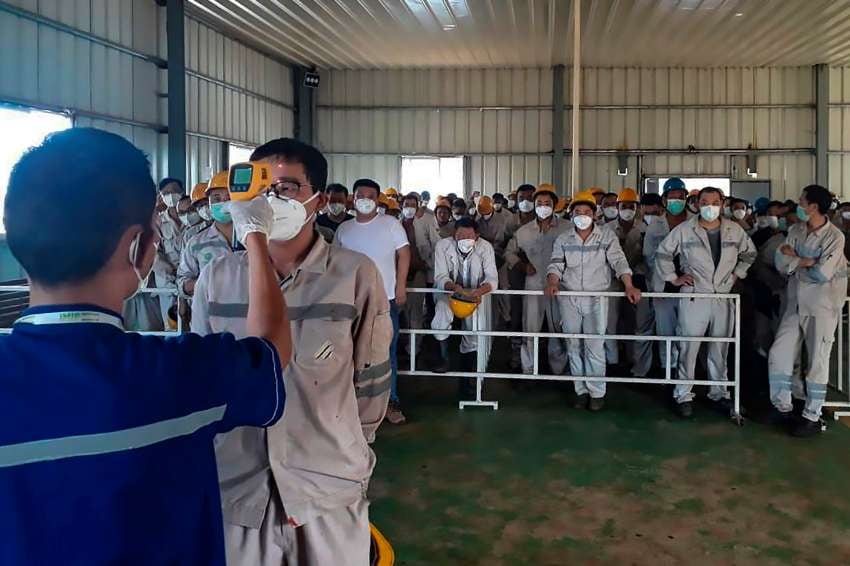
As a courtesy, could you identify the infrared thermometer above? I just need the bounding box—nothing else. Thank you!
[228,161,272,201]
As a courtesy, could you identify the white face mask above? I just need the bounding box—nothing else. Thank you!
[179,213,191,226]
[619,209,636,222]
[573,214,593,230]
[402,206,417,219]
[470,206,478,215]
[732,209,747,220]
[756,216,770,229]
[355,198,377,215]
[518,200,534,213]
[507,199,516,208]
[128,231,155,296]
[482,213,493,221]
[643,214,657,225]
[162,193,181,208]
[494,203,503,212]
[197,204,212,222]
[765,215,780,228]
[452,213,464,221]
[603,206,619,220]
[536,205,553,220]
[700,205,721,222]
[377,207,386,215]
[267,192,319,241]
[327,202,346,216]
[841,211,850,221]
[457,238,475,254]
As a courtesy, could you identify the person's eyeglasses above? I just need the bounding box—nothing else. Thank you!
[269,180,312,196]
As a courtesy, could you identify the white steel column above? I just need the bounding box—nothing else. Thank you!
[569,0,581,196]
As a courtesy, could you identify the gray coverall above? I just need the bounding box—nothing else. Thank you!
[644,217,679,370]
[626,220,653,377]
[769,220,847,422]
[152,211,184,325]
[606,220,643,365]
[402,214,441,347]
[548,224,632,398]
[176,224,233,298]
[655,217,756,404]
[432,237,499,355]
[192,236,392,566]
[505,217,569,375]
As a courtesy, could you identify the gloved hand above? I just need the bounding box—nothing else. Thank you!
[229,197,274,245]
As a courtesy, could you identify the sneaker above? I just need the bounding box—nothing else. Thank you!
[675,401,694,419]
[573,394,590,410]
[589,397,605,412]
[385,401,407,425]
[791,417,823,438]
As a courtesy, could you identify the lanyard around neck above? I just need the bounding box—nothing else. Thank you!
[15,310,124,331]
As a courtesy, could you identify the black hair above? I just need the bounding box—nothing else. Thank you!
[325,183,348,196]
[352,178,381,196]
[698,187,725,201]
[767,200,784,209]
[784,199,797,208]
[250,137,328,192]
[640,193,663,207]
[730,197,749,207]
[517,184,535,194]
[5,128,155,286]
[840,201,850,208]
[801,184,832,214]
[604,192,618,199]
[403,193,420,205]
[493,192,505,200]
[452,199,468,211]
[158,177,183,192]
[454,217,478,232]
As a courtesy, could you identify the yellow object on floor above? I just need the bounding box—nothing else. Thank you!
[370,523,394,566]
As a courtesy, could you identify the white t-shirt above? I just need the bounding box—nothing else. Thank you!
[334,214,409,300]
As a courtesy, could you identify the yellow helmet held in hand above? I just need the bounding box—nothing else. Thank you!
[617,187,639,204]
[449,292,480,319]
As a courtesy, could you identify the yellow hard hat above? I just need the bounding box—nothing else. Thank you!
[617,187,639,204]
[191,182,209,203]
[449,292,480,319]
[571,190,597,210]
[385,187,399,197]
[207,170,229,192]
[435,197,451,210]
[555,198,569,213]
[534,183,559,205]
[386,197,400,211]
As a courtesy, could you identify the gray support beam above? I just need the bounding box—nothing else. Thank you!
[167,0,187,186]
[293,67,315,145]
[816,64,829,188]
[552,64,565,194]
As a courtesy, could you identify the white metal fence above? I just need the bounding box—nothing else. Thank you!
[399,288,744,424]
[825,298,850,420]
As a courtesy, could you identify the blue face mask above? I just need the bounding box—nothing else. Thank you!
[210,202,232,224]
[796,205,810,223]
[666,199,686,216]
[778,217,788,231]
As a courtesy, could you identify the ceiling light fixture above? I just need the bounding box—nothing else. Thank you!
[735,12,744,16]
[442,23,456,31]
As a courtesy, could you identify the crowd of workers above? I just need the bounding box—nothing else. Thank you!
[1,127,847,565]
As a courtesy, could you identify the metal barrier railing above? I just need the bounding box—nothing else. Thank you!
[825,298,850,419]
[0,285,183,336]
[400,288,743,424]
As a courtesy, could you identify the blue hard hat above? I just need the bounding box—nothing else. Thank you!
[754,197,770,214]
[421,190,431,200]
[662,177,687,193]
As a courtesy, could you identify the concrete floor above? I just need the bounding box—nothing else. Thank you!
[370,378,850,566]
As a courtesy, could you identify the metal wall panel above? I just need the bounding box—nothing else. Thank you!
[320,67,816,201]
[828,66,850,200]
[184,18,294,149]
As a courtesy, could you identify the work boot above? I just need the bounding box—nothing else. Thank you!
[573,394,590,410]
[675,401,694,419]
[589,397,605,412]
[384,400,407,425]
[791,417,823,438]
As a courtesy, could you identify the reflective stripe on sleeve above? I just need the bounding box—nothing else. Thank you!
[0,405,227,469]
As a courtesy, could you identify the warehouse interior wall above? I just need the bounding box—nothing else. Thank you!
[0,0,294,279]
[317,67,816,202]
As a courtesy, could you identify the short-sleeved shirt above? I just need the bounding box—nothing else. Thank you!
[334,214,409,300]
[317,212,352,233]
[0,304,284,566]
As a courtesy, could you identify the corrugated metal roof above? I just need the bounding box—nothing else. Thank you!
[187,0,850,69]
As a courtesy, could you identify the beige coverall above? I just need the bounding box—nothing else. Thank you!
[547,224,632,398]
[176,224,233,298]
[505,217,569,375]
[655,217,757,404]
[192,235,392,566]
[769,220,847,422]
